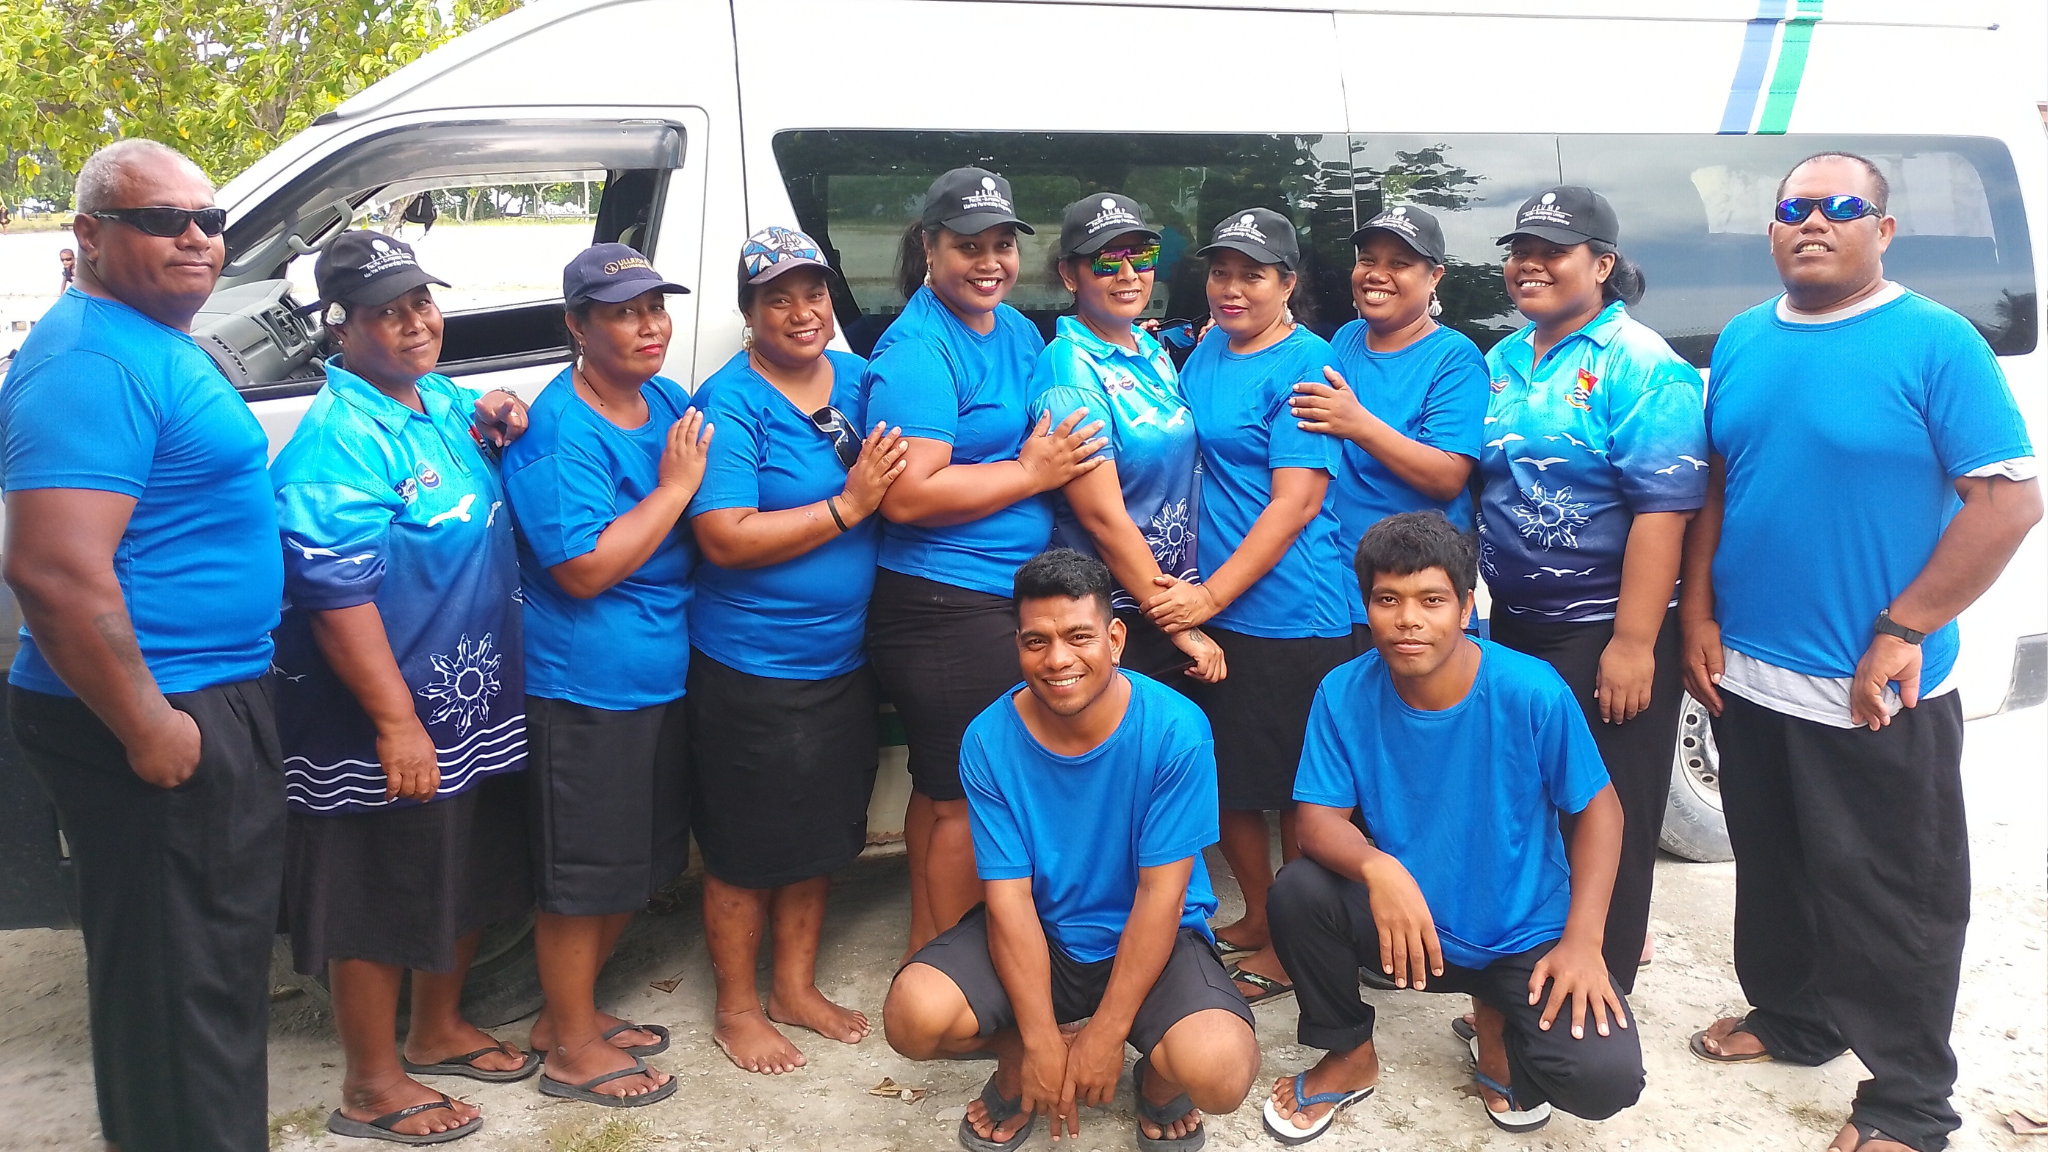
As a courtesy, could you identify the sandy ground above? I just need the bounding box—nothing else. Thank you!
[0,706,2040,1152]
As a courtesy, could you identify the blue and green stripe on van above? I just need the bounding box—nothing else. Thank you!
[1719,0,1823,135]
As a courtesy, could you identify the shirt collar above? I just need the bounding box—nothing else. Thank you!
[1500,299,1628,373]
[323,356,448,437]
[1055,314,1166,363]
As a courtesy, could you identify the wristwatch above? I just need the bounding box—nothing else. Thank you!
[1874,609,1925,645]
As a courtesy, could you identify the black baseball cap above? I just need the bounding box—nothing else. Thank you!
[315,230,449,308]
[920,167,1035,236]
[1351,204,1448,264]
[563,242,690,307]
[1497,186,1620,247]
[1195,207,1300,270]
[1057,193,1159,258]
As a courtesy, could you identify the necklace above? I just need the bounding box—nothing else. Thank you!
[573,366,611,409]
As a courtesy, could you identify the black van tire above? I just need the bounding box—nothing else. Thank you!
[1659,695,1733,863]
[268,913,544,1029]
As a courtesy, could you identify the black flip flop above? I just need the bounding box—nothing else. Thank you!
[1836,1121,1906,1150]
[326,1095,480,1145]
[537,1057,678,1108]
[1133,1054,1204,1151]
[402,1044,540,1083]
[958,1071,1034,1152]
[1211,933,1258,957]
[1451,1016,1477,1043]
[1689,1022,1773,1064]
[604,1021,671,1058]
[1227,963,1295,1006]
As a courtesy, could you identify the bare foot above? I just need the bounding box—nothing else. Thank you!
[1641,932,1655,965]
[714,1006,806,1074]
[768,984,871,1044]
[402,1022,527,1074]
[1230,945,1291,1000]
[1139,1056,1204,1142]
[1211,915,1269,951]
[338,1071,479,1136]
[541,1035,669,1099]
[530,1008,662,1055]
[1268,1042,1379,1132]
[1829,1121,1916,1152]
[1698,1016,1768,1059]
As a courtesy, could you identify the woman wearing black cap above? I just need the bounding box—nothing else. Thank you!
[499,243,709,1107]
[1029,192,1223,684]
[1145,208,1350,1006]
[684,227,908,1075]
[271,231,533,1142]
[863,167,1106,956]
[1289,205,1490,650]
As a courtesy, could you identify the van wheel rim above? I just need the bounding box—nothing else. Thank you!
[1676,696,1723,810]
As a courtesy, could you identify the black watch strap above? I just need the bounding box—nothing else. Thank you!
[1874,609,1925,645]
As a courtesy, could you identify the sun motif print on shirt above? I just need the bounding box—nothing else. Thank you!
[418,632,502,735]
[1148,497,1193,575]
[1511,484,1593,549]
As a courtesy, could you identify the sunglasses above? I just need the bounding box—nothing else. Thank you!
[1089,244,1161,277]
[89,206,229,238]
[1774,195,1882,226]
[810,405,861,470]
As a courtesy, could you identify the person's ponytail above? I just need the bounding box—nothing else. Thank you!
[1588,239,1646,306]
[895,220,936,301]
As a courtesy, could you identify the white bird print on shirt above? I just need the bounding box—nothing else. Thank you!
[1162,408,1190,429]
[1654,464,1682,475]
[1679,455,1709,469]
[428,494,476,528]
[486,500,503,527]
[287,539,373,565]
[1559,432,1588,448]
[1485,433,1525,449]
[1516,457,1569,470]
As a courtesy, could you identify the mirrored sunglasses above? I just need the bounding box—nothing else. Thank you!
[1090,244,1161,277]
[1774,195,1881,226]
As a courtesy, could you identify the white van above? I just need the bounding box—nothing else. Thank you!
[2,0,2042,1008]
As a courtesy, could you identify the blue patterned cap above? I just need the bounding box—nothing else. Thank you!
[737,225,833,292]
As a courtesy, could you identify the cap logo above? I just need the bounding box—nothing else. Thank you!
[982,177,996,190]
[959,175,1013,215]
[1215,212,1269,244]
[356,239,418,279]
[741,226,824,277]
[370,238,391,252]
[603,256,653,276]
[1542,193,1557,205]
[1084,196,1142,235]
[1391,207,1407,216]
[1519,192,1576,230]
[1101,197,1117,210]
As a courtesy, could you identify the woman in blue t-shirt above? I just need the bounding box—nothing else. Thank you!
[1289,205,1490,650]
[685,228,908,1075]
[1029,192,1224,684]
[863,167,1106,957]
[1144,208,1351,1005]
[1479,186,1707,1000]
[500,244,709,1107]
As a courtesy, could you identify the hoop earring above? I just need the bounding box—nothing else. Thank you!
[1428,292,1443,318]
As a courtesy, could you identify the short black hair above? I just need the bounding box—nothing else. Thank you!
[1354,511,1478,605]
[1012,548,1114,622]
[1778,151,1890,214]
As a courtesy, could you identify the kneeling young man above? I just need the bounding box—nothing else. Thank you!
[884,549,1261,1152]
[1263,512,1643,1143]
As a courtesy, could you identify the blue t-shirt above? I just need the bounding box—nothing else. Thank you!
[1707,291,2032,689]
[863,286,1051,596]
[270,362,525,815]
[1479,301,1707,622]
[687,349,877,680]
[0,289,280,695]
[1327,321,1490,624]
[1294,640,1610,969]
[502,367,695,709]
[960,671,1221,964]
[1181,325,1348,638]
[1028,316,1199,612]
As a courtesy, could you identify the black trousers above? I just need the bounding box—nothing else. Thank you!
[1713,690,1968,1152]
[11,679,286,1152]
[1269,859,1643,1120]
[1489,608,1683,994]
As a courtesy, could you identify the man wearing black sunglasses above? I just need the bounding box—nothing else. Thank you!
[1680,152,2041,1152]
[0,139,286,1152]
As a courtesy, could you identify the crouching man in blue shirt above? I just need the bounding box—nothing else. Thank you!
[883,549,1260,1152]
[1263,512,1642,1144]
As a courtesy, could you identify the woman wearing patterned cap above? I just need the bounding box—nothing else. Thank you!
[684,227,908,1075]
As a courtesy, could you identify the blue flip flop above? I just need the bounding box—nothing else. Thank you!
[1260,1070,1375,1145]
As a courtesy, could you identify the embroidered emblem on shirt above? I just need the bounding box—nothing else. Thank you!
[1510,483,1593,549]
[1489,375,1508,394]
[1567,368,1598,411]
[395,477,419,504]
[417,462,443,489]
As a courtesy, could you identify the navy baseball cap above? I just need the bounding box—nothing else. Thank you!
[1057,193,1160,258]
[1351,204,1448,264]
[563,243,690,306]
[1196,207,1300,270]
[920,167,1035,236]
[1497,186,1620,247]
[315,230,449,308]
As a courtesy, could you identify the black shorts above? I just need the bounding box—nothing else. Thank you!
[1181,627,1351,811]
[865,569,1019,802]
[526,695,690,916]
[904,904,1254,1057]
[687,651,879,889]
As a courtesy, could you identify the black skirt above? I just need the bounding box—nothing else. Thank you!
[686,651,880,889]
[1117,610,1199,685]
[285,771,531,973]
[525,694,691,916]
[865,568,1020,802]
[1182,627,1352,811]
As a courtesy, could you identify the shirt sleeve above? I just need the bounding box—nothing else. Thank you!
[1266,345,1341,475]
[1415,342,1492,458]
[1138,717,1219,867]
[1029,346,1117,460]
[502,442,619,567]
[1537,681,1610,815]
[686,390,763,517]
[961,728,1032,881]
[1921,323,2035,479]
[1,350,160,496]
[1606,349,1709,514]
[1291,682,1360,808]
[273,432,402,611]
[864,339,960,445]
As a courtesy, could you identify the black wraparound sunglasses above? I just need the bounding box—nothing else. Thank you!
[809,405,861,470]
[89,206,229,238]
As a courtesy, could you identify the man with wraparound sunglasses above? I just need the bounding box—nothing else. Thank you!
[0,139,287,1152]
[1679,151,2040,1152]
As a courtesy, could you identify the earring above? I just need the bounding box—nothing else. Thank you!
[1428,292,1444,318]
[741,326,754,351]
[923,270,933,288]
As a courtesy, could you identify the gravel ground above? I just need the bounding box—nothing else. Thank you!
[0,705,2040,1151]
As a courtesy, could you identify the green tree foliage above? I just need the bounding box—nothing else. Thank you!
[0,0,524,205]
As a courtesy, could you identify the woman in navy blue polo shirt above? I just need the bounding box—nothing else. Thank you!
[1145,208,1351,1005]
[685,228,908,1075]
[501,244,709,1108]
[863,167,1105,956]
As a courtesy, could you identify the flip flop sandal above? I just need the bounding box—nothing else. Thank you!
[401,1044,541,1083]
[1259,1069,1375,1146]
[1451,1016,1477,1043]
[1132,1054,1204,1152]
[1474,1071,1551,1134]
[1211,933,1258,957]
[1835,1121,1907,1150]
[537,1057,678,1108]
[326,1095,481,1145]
[1227,964,1295,1006]
[958,1071,1035,1152]
[603,1021,671,1058]
[1689,1023,1773,1064]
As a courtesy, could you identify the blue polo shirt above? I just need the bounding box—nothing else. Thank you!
[1479,301,1707,622]
[687,349,877,680]
[1327,321,1490,623]
[1181,325,1348,639]
[960,671,1220,964]
[0,288,280,695]
[1028,316,1200,611]
[270,362,524,814]
[1294,641,1609,969]
[1707,291,2032,690]
[502,367,694,709]
[863,286,1050,597]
